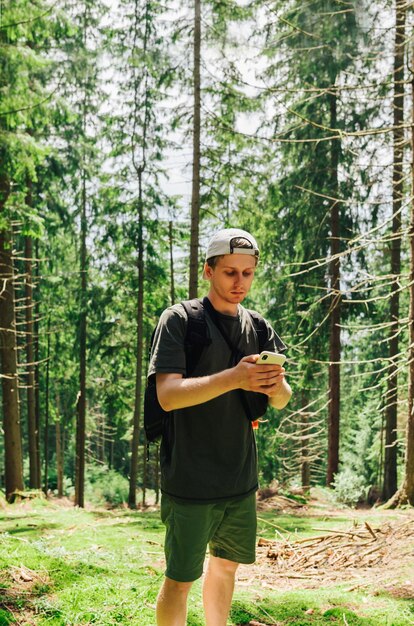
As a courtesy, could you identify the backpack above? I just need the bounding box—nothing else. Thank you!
[143,297,286,444]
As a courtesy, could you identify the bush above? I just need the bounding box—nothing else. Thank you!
[332,469,370,507]
[84,464,129,506]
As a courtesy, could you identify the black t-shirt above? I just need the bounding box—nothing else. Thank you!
[148,301,279,503]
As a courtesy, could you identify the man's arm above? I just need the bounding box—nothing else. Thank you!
[156,355,291,412]
[268,376,292,410]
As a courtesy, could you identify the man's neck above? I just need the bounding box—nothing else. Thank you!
[206,292,239,317]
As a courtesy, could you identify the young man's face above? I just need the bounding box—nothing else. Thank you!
[204,254,257,306]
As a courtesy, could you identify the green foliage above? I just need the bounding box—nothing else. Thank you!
[84,464,129,506]
[0,609,15,625]
[332,468,370,507]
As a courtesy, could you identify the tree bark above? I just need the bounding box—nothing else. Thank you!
[43,315,51,494]
[155,445,160,505]
[55,394,64,498]
[301,392,310,492]
[75,166,87,508]
[0,177,24,500]
[34,239,41,488]
[25,233,40,488]
[383,1,406,501]
[327,91,341,486]
[398,36,414,506]
[128,0,148,508]
[189,0,201,299]
[141,435,147,507]
[128,174,145,508]
[169,220,175,305]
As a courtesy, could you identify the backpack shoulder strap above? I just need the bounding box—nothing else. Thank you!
[181,299,211,375]
[246,309,287,354]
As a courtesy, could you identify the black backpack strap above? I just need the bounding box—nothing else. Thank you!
[181,299,211,376]
[247,309,287,354]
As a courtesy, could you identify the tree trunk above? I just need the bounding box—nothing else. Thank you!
[189,0,201,299]
[128,173,145,508]
[383,1,406,501]
[155,445,160,505]
[142,436,147,507]
[128,0,148,509]
[0,178,24,500]
[100,413,105,464]
[398,36,414,506]
[327,91,341,486]
[301,392,310,492]
[56,394,64,498]
[75,167,87,508]
[43,315,51,494]
[25,233,40,488]
[34,239,41,488]
[169,220,175,305]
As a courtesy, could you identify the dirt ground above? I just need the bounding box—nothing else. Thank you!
[236,491,414,599]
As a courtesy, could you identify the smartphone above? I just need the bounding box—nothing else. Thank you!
[256,351,286,366]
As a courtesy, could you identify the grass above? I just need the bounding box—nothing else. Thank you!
[0,496,412,625]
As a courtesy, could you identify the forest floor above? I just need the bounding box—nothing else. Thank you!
[0,488,413,626]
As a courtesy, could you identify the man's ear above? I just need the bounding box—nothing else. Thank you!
[203,262,213,280]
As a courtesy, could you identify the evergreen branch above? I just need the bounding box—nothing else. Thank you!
[262,1,319,40]
[0,1,59,30]
[0,84,60,118]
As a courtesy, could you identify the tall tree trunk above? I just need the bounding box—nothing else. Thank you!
[189,0,201,299]
[75,167,87,508]
[383,1,406,501]
[169,220,175,305]
[128,0,148,508]
[155,445,160,505]
[141,434,147,507]
[25,233,40,488]
[34,240,41,487]
[0,178,24,500]
[99,413,105,464]
[398,38,414,506]
[129,173,145,508]
[301,392,310,492]
[43,316,51,494]
[327,91,341,486]
[109,438,114,470]
[55,393,64,498]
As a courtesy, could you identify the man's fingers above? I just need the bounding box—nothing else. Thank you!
[237,359,286,392]
[254,371,284,383]
[241,354,260,364]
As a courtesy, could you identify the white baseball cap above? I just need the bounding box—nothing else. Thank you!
[205,228,259,261]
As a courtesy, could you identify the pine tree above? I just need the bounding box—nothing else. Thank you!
[383,0,406,501]
[0,0,55,500]
[252,0,369,486]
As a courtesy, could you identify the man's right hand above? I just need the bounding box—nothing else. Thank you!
[232,355,286,396]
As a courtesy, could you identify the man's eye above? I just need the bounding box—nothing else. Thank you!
[226,272,235,276]
[243,272,253,277]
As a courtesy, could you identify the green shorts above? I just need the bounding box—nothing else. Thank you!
[160,492,257,582]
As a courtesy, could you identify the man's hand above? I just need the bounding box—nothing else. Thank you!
[232,354,285,395]
[232,354,292,409]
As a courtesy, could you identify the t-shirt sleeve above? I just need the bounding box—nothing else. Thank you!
[148,305,187,377]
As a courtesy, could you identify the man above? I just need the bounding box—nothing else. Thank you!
[148,228,292,626]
